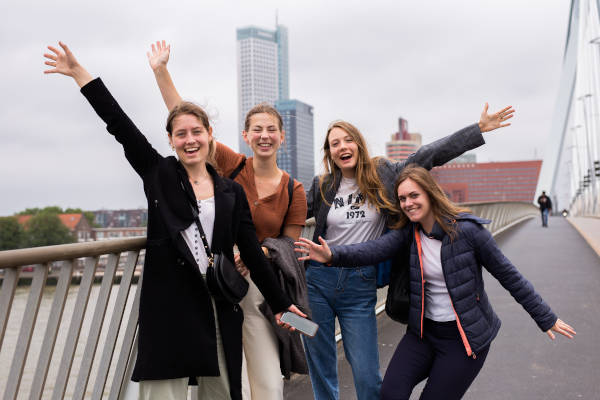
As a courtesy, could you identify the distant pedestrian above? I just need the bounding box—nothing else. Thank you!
[537,191,553,227]
[296,165,575,400]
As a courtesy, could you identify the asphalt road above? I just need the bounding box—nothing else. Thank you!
[284,217,600,399]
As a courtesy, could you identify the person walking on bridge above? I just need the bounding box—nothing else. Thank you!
[537,190,553,227]
[296,165,575,400]
[43,42,305,400]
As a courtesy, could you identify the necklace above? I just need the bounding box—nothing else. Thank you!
[190,175,210,185]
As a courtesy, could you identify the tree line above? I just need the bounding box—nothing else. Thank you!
[0,207,97,251]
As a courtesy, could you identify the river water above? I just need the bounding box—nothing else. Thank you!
[0,283,138,399]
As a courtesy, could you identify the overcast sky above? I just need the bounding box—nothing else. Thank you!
[0,0,571,215]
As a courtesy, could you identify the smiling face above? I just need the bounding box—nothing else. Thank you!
[242,112,284,159]
[327,127,359,177]
[168,113,213,167]
[397,178,434,229]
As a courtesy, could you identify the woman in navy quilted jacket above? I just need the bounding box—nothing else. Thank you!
[296,165,575,400]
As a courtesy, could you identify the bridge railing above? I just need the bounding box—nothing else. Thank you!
[0,201,538,399]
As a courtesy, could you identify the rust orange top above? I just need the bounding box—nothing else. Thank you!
[215,142,307,242]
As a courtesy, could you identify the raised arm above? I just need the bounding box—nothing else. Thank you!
[147,40,183,111]
[469,222,575,340]
[390,104,515,174]
[44,42,161,177]
[296,227,410,266]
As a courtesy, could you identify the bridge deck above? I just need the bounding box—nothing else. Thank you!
[284,216,600,399]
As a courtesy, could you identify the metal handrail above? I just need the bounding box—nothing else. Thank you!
[0,204,536,399]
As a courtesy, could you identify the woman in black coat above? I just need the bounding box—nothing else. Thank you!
[44,42,304,400]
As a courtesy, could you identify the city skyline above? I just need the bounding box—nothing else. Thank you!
[0,1,571,215]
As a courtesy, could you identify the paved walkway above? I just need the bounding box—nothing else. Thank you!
[284,216,600,399]
[568,216,600,257]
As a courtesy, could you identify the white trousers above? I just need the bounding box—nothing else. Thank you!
[240,277,283,400]
[139,298,231,400]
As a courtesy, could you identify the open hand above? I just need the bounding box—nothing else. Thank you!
[295,236,333,264]
[478,103,515,133]
[546,318,576,340]
[147,40,170,71]
[43,42,92,88]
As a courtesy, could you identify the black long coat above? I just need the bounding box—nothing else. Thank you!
[81,78,291,400]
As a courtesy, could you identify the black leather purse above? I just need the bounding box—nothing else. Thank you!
[385,259,410,323]
[190,205,249,304]
[384,229,413,324]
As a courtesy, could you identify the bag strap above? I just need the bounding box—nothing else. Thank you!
[229,158,246,180]
[279,175,295,236]
[189,201,214,268]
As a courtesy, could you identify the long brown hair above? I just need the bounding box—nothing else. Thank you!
[166,101,218,170]
[319,120,396,214]
[390,164,470,239]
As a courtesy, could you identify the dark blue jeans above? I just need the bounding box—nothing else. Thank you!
[541,209,549,227]
[303,263,381,400]
[381,319,489,400]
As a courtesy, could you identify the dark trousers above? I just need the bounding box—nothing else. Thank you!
[381,319,490,400]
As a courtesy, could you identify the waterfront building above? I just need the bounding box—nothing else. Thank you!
[93,226,147,240]
[275,99,314,188]
[431,160,542,203]
[17,213,94,242]
[386,117,422,162]
[91,209,147,228]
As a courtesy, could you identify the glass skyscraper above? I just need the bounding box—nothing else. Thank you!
[275,99,314,189]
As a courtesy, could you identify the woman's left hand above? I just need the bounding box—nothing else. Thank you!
[233,254,249,277]
[294,236,333,263]
[478,103,515,133]
[275,304,308,332]
[546,318,576,340]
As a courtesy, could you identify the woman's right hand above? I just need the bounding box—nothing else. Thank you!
[44,42,93,88]
[295,236,333,264]
[147,40,170,71]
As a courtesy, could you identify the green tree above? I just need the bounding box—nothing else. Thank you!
[18,206,65,216]
[17,207,41,215]
[40,206,64,214]
[24,213,75,247]
[0,217,25,250]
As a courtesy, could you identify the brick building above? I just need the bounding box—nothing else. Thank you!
[430,160,543,203]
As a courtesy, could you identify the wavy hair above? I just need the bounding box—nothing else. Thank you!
[390,164,470,239]
[319,120,396,214]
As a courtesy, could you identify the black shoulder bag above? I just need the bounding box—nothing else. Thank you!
[190,205,249,304]
[384,228,414,324]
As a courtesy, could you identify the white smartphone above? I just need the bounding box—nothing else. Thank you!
[280,312,319,338]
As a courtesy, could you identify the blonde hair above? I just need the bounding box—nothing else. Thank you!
[391,164,470,239]
[319,120,396,214]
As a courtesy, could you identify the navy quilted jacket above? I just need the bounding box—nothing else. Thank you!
[330,214,557,356]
